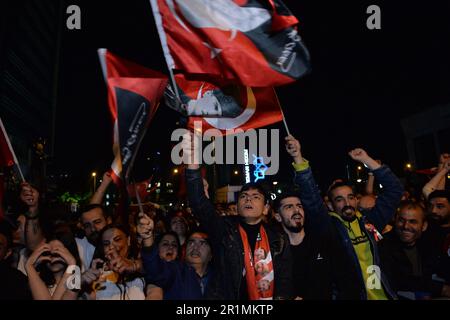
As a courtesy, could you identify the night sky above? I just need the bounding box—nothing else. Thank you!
[54,0,450,192]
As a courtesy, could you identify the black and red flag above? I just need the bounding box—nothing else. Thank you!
[150,0,311,87]
[98,49,168,185]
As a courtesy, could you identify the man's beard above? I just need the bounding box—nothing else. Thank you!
[340,206,357,222]
[430,214,450,226]
[284,215,304,233]
[285,224,303,233]
[87,231,100,246]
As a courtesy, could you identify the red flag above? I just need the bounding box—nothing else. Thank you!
[185,86,282,135]
[164,74,283,135]
[98,49,168,185]
[0,118,15,168]
[0,173,5,221]
[0,117,15,221]
[150,0,310,87]
[127,176,154,201]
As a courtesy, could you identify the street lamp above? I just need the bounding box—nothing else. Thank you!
[234,170,239,175]
[173,168,179,174]
[92,172,97,192]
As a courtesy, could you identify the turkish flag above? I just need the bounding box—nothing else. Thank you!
[186,86,283,135]
[127,176,154,202]
[150,0,311,87]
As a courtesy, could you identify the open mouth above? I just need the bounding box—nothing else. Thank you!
[292,214,303,221]
[244,205,253,210]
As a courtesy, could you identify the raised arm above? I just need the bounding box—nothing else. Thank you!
[20,183,45,251]
[285,135,331,232]
[183,132,225,244]
[348,149,404,230]
[423,156,449,199]
[89,171,113,204]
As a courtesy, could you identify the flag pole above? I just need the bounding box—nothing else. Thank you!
[0,117,25,182]
[273,89,291,136]
[133,180,145,216]
[149,0,182,104]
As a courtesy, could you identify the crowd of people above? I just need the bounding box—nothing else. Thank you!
[0,134,449,300]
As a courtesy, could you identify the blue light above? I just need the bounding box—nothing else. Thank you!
[252,155,268,182]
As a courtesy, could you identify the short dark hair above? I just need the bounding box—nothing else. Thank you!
[80,204,108,219]
[273,192,301,213]
[239,182,270,204]
[428,190,450,203]
[397,200,426,221]
[327,181,354,202]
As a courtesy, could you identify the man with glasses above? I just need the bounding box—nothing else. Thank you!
[183,132,293,300]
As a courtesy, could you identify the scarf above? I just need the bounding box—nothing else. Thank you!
[239,224,274,300]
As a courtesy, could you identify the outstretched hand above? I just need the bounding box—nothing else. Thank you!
[348,148,381,170]
[181,131,201,170]
[285,135,304,164]
[20,183,39,215]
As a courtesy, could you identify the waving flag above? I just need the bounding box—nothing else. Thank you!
[98,49,168,185]
[0,117,16,169]
[150,0,311,87]
[164,74,282,134]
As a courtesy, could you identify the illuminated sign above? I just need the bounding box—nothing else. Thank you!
[244,149,251,183]
[253,155,268,182]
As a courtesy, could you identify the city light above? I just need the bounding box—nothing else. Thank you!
[273,181,278,185]
[173,168,179,174]
[91,172,96,177]
[406,163,412,169]
[357,166,362,171]
[234,170,239,175]
[277,189,282,194]
[357,179,362,183]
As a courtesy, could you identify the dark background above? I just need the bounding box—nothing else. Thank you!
[5,0,450,193]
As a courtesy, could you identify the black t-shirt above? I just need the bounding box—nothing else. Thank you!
[290,237,310,298]
[238,221,261,300]
[0,261,32,300]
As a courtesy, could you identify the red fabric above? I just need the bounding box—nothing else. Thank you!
[0,174,5,221]
[127,176,153,201]
[98,49,168,182]
[153,0,303,86]
[0,119,14,168]
[238,225,274,300]
[187,86,282,135]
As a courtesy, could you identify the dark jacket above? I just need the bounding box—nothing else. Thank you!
[294,164,404,299]
[286,224,357,300]
[0,261,31,300]
[379,231,445,298]
[186,168,293,300]
[141,246,212,300]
